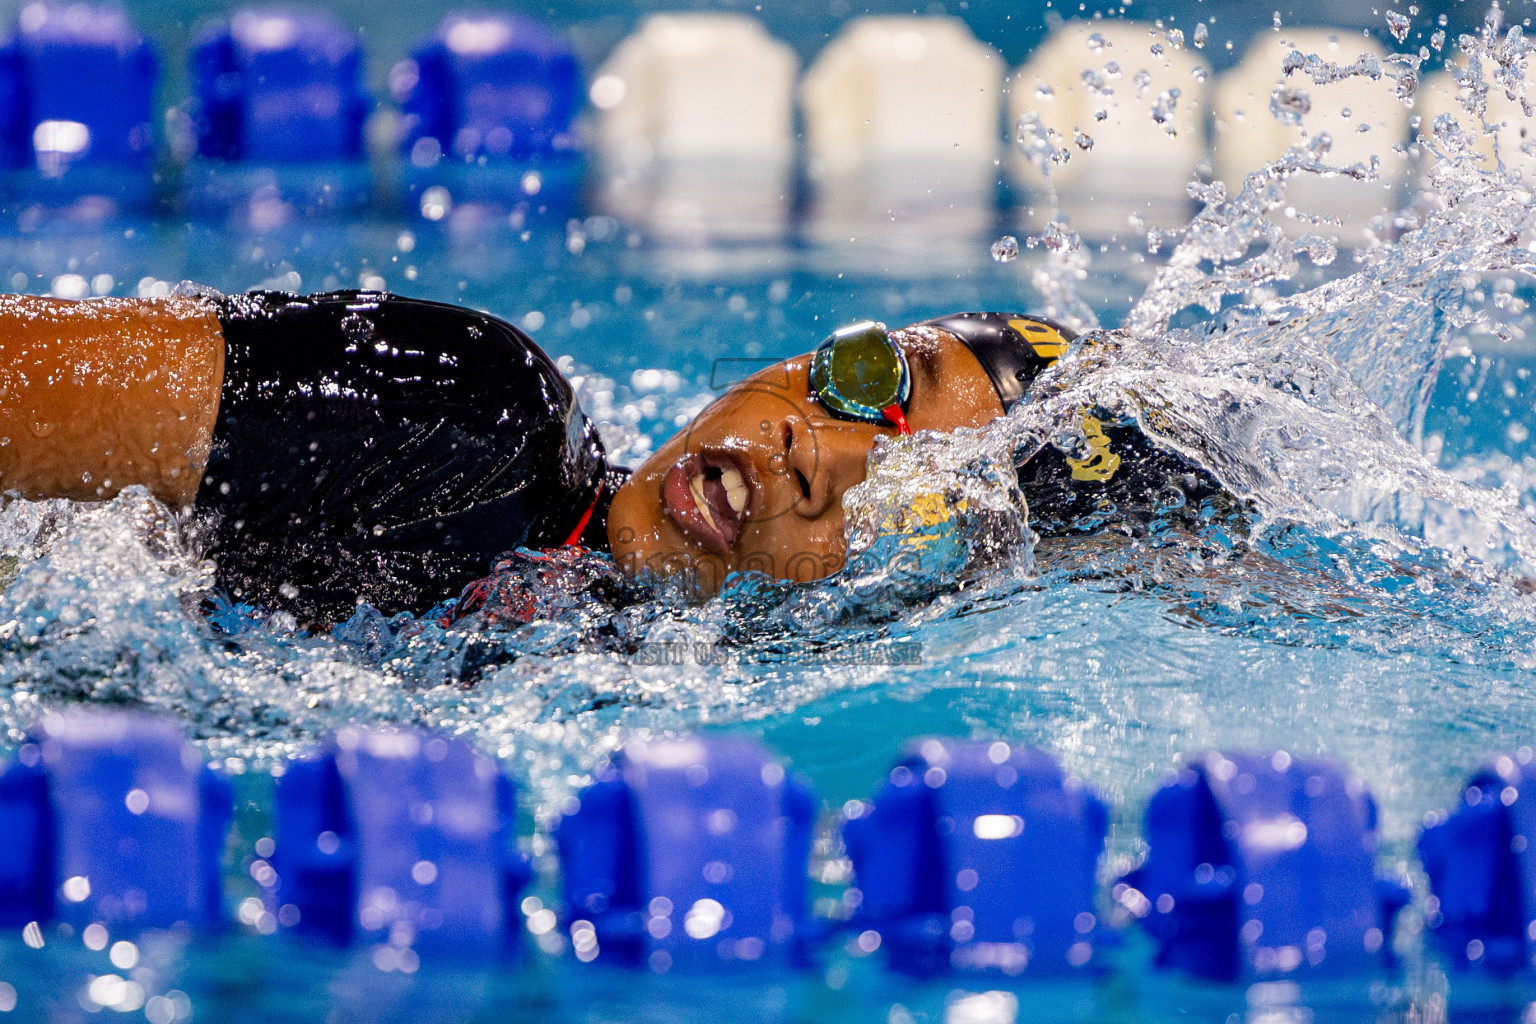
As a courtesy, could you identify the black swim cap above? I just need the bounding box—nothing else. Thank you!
[919,312,1077,412]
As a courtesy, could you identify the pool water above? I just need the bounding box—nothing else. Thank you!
[8,9,1536,1024]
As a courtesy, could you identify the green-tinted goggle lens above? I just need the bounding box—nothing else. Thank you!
[809,321,911,426]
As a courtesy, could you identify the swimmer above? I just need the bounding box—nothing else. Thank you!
[0,292,1227,625]
[0,290,617,626]
[609,313,1232,586]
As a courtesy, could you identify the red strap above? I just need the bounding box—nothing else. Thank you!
[882,404,911,435]
[560,480,604,547]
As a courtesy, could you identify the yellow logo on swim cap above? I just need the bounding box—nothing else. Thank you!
[1009,318,1069,364]
[1066,414,1121,482]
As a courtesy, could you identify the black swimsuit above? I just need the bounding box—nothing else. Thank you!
[198,290,622,627]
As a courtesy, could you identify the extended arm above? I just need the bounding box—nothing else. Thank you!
[0,294,225,508]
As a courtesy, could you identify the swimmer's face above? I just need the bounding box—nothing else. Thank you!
[607,326,1004,593]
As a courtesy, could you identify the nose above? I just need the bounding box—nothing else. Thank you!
[780,414,871,520]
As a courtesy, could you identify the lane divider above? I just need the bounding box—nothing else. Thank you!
[0,708,1521,985]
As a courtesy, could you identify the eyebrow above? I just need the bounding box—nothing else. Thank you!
[903,342,941,397]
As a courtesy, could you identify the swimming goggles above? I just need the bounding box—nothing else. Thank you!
[808,320,913,434]
[808,313,1079,432]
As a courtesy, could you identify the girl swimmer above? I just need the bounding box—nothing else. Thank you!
[0,290,1227,625]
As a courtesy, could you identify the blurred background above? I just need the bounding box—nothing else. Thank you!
[0,0,1511,459]
[105,0,1488,94]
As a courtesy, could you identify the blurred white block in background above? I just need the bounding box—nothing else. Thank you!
[1213,30,1412,240]
[589,13,798,242]
[801,15,1002,172]
[1008,20,1209,236]
[799,16,1003,248]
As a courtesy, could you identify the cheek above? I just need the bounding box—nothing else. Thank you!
[607,482,669,553]
[733,510,848,580]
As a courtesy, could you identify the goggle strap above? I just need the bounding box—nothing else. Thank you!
[882,404,911,435]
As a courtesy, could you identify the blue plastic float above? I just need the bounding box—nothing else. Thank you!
[556,734,817,971]
[1123,751,1408,981]
[392,13,582,222]
[271,726,530,955]
[0,709,230,930]
[186,6,371,219]
[843,740,1108,975]
[6,708,1535,990]
[1419,748,1536,973]
[0,2,157,210]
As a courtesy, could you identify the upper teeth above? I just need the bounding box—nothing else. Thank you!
[721,468,748,514]
[688,473,718,532]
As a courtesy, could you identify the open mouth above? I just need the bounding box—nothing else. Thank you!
[662,452,754,555]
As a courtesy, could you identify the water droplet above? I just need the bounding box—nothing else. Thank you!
[1296,235,1338,267]
[1015,111,1071,175]
[1035,83,1054,100]
[30,421,54,438]
[1075,130,1095,150]
[1152,89,1181,131]
[1037,221,1082,254]
[1187,180,1227,205]
[1271,85,1312,126]
[1085,32,1107,53]
[990,236,1019,263]
[1193,23,1209,47]
[1386,10,1411,43]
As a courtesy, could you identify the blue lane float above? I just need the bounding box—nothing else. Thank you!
[555,735,817,971]
[391,13,583,224]
[1419,748,1536,973]
[271,726,530,956]
[842,740,1109,976]
[1121,751,1408,982]
[186,6,371,222]
[15,717,1536,992]
[0,2,157,213]
[0,709,230,931]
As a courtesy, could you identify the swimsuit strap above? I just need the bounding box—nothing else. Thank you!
[562,480,603,548]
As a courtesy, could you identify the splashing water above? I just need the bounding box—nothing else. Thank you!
[4,10,1536,842]
[837,9,1536,799]
[1270,85,1312,126]
[1014,110,1071,176]
[1026,221,1098,332]
[1151,88,1181,133]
